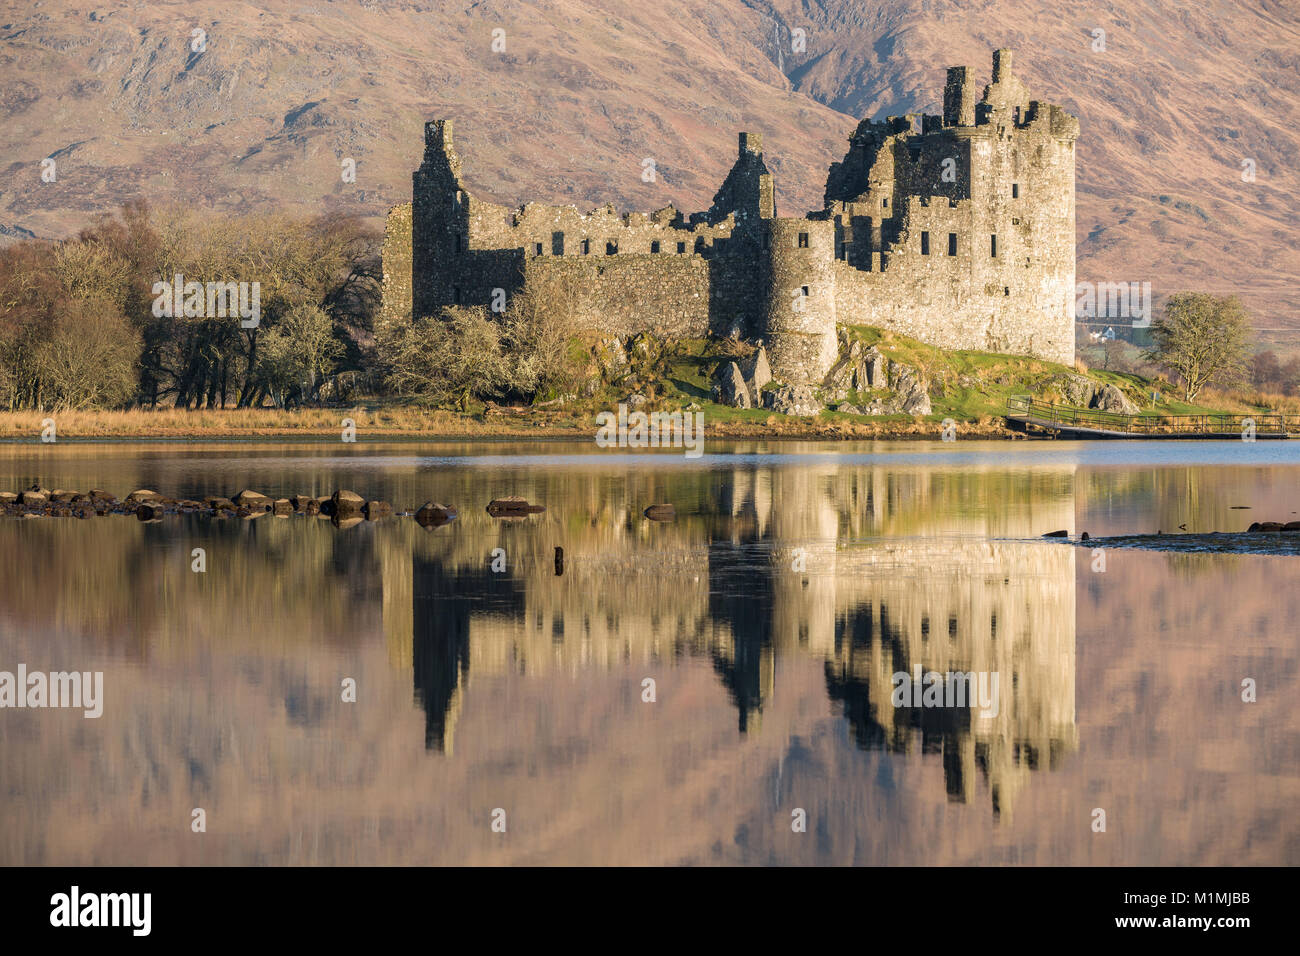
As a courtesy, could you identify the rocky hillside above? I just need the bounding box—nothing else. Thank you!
[2,0,1297,339]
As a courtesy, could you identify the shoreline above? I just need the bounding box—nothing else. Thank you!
[0,409,1020,442]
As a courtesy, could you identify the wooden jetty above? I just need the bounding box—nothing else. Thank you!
[1005,396,1296,439]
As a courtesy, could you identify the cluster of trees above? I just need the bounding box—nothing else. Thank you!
[0,202,380,411]
[377,274,587,407]
[0,203,590,412]
[1248,349,1300,396]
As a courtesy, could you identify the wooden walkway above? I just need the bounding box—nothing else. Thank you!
[1005,396,1296,439]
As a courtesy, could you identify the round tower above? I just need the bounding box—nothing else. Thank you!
[760,219,837,385]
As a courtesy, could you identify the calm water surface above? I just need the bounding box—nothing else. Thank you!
[1,439,1297,865]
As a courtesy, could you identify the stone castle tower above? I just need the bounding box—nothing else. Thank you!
[383,50,1079,384]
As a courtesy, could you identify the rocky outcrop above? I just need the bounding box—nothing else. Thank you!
[763,384,823,417]
[711,361,752,409]
[739,346,772,397]
[890,363,932,415]
[1049,373,1141,415]
[824,339,886,392]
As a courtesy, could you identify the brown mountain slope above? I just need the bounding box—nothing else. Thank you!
[1,0,1297,339]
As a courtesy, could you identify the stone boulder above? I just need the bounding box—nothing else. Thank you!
[763,384,824,417]
[643,504,676,521]
[1055,373,1098,407]
[332,490,366,515]
[363,500,392,520]
[711,361,751,409]
[1090,383,1140,416]
[235,490,273,512]
[415,502,458,528]
[486,496,545,517]
[739,346,772,397]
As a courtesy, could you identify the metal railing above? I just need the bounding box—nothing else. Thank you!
[1005,395,1294,437]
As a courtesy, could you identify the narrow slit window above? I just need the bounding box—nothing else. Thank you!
[533,242,543,256]
[920,231,930,256]
[948,233,958,256]
[606,241,618,255]
[650,240,661,254]
[581,239,590,255]
[991,235,998,257]
[676,241,686,254]
[797,232,809,248]
[801,285,810,298]
[1012,183,1020,198]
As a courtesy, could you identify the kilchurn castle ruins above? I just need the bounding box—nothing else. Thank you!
[382,50,1080,385]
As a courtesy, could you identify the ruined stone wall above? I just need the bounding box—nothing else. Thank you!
[379,202,413,336]
[521,253,712,338]
[389,50,1078,383]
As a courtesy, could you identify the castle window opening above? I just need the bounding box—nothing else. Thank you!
[882,197,889,209]
[990,235,998,257]
[797,232,809,248]
[606,241,618,255]
[552,232,564,255]
[581,239,590,255]
[1012,183,1020,198]
[651,240,661,253]
[801,285,810,298]
[676,241,686,254]
[920,231,930,256]
[948,233,958,256]
[533,242,543,256]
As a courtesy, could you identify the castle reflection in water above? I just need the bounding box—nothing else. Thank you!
[381,461,1078,818]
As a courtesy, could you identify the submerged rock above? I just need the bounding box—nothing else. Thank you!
[643,504,676,521]
[486,496,545,517]
[415,502,458,528]
[332,490,365,515]
[363,500,392,520]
